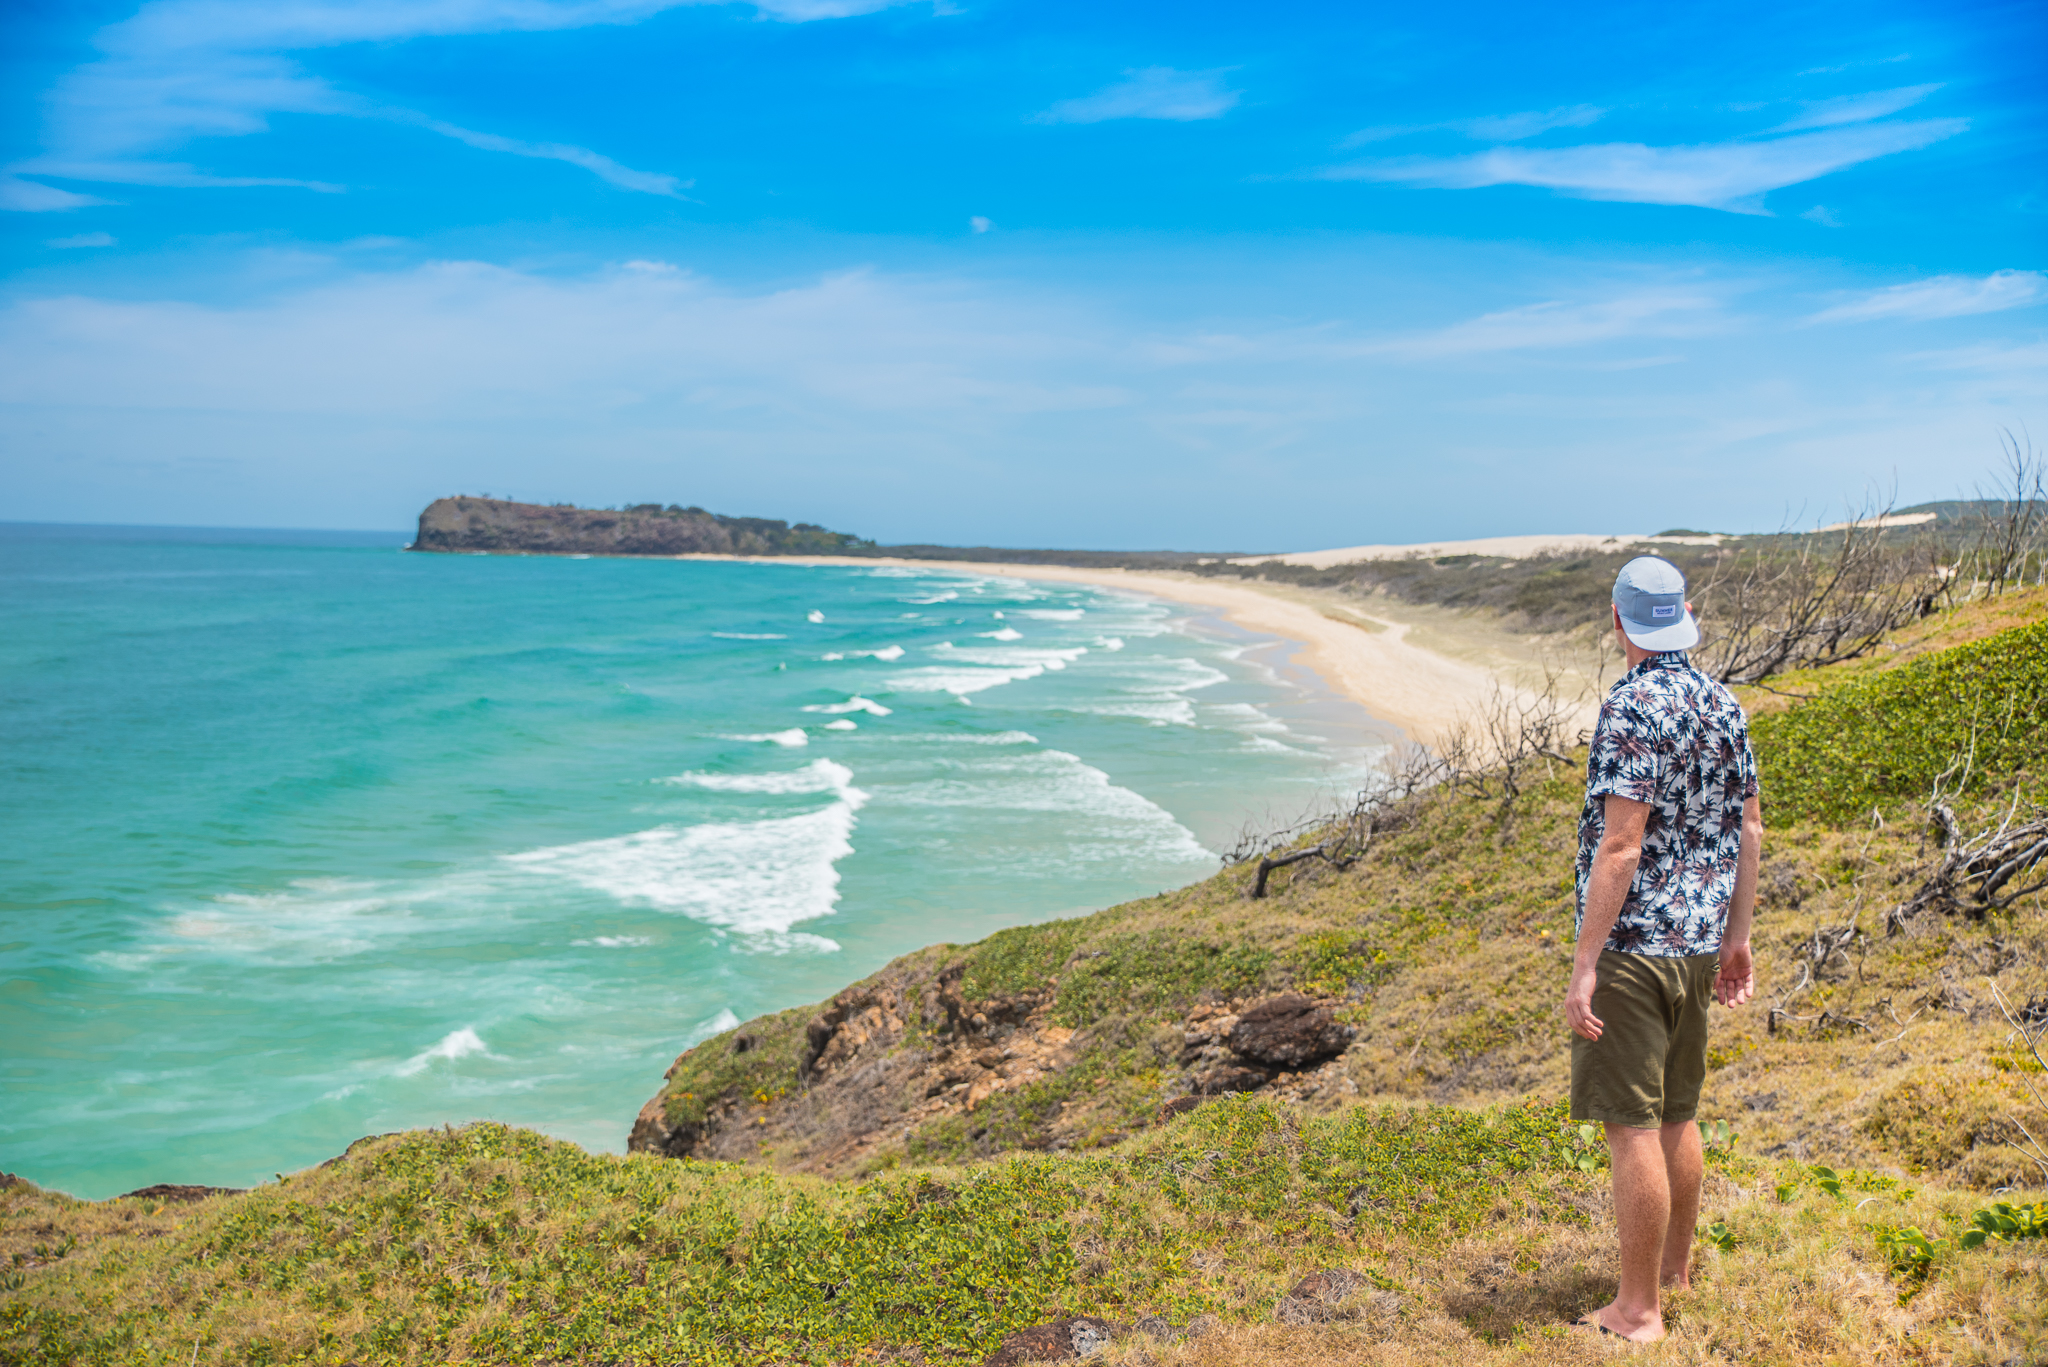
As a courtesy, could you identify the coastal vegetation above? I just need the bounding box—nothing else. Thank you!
[6,587,2046,1363]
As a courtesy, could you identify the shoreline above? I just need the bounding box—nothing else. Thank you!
[684,554,1596,746]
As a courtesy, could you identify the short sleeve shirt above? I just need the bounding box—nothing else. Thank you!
[1575,652,1759,957]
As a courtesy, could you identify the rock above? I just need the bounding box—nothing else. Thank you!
[1157,1095,1207,1122]
[1192,1063,1271,1095]
[1227,994,1355,1070]
[1130,1314,1178,1340]
[982,1316,1119,1365]
[116,1183,246,1203]
[1274,1267,1376,1325]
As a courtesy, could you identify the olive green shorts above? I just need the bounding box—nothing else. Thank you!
[1570,950,1719,1130]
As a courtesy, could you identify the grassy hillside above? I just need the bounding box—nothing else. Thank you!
[6,592,2047,1366]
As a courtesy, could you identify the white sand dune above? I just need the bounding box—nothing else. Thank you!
[1232,530,1721,569]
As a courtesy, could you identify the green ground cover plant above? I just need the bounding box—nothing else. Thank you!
[1749,617,2048,823]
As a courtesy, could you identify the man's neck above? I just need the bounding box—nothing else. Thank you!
[1620,634,1656,670]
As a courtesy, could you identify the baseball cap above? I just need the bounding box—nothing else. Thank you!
[1612,556,1700,651]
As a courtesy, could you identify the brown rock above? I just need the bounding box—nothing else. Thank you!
[982,1315,1118,1365]
[1192,1063,1271,1095]
[116,1183,246,1203]
[1157,1095,1207,1123]
[1227,994,1355,1070]
[1274,1268,1390,1325]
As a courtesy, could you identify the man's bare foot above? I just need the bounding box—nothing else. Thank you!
[1570,1299,1667,1344]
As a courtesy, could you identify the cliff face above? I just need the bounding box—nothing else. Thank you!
[626,926,1366,1178]
[410,496,869,556]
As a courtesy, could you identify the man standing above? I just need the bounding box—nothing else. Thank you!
[1564,556,1764,1344]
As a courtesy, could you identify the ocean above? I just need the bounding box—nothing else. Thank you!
[0,524,1389,1197]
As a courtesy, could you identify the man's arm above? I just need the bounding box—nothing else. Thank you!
[1716,793,1764,1008]
[1564,794,1650,1042]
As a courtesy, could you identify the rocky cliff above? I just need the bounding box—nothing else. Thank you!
[410,496,870,556]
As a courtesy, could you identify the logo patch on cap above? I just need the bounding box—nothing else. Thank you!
[1651,604,1678,620]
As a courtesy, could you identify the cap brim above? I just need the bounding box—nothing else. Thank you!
[1620,610,1700,652]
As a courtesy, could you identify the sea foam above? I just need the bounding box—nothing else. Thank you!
[506,765,868,942]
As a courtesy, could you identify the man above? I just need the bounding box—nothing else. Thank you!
[1564,555,1764,1344]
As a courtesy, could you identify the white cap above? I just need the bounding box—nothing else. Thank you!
[1612,556,1700,651]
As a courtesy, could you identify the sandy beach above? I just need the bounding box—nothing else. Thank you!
[736,555,1608,747]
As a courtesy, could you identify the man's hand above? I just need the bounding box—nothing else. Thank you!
[1565,962,1604,1040]
[1715,941,1754,1008]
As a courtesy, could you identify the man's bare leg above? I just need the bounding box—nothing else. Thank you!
[1585,1124,1670,1342]
[1660,1119,1704,1290]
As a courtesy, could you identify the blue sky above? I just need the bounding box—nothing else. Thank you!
[1,0,2042,547]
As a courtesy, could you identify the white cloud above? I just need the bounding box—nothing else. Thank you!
[1342,105,1604,148]
[1800,205,1841,227]
[0,177,115,212]
[1457,104,1606,141]
[5,0,906,210]
[409,117,691,196]
[1773,84,1940,131]
[1320,118,1968,212]
[1387,290,1724,357]
[1805,270,2048,325]
[1033,67,1240,125]
[2,253,2038,545]
[46,231,118,248]
[969,215,992,233]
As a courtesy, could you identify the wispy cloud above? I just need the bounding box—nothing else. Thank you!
[1318,118,1967,212]
[1772,83,1940,132]
[408,117,691,197]
[4,0,900,211]
[1342,104,1604,148]
[0,178,113,212]
[46,231,117,248]
[1033,67,1240,125]
[1806,270,2047,324]
[1387,290,1723,357]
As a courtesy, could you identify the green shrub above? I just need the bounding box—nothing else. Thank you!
[1750,619,2048,823]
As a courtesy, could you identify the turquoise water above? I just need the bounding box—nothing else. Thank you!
[0,525,1388,1198]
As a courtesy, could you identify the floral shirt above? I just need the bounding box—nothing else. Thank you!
[1575,652,1759,957]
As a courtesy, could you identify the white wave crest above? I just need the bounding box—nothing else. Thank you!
[802,695,892,715]
[504,775,868,939]
[712,632,787,640]
[660,759,856,795]
[1020,608,1086,620]
[890,749,1211,865]
[981,627,1024,641]
[723,729,809,746]
[396,1027,497,1077]
[823,719,858,730]
[821,645,906,662]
